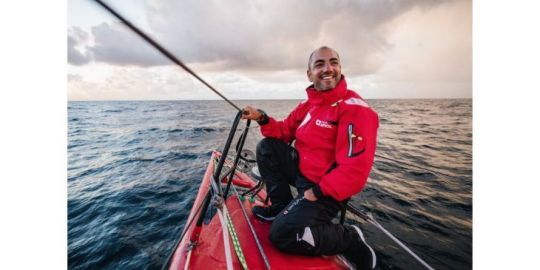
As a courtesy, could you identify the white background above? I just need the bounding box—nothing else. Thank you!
[1,0,539,269]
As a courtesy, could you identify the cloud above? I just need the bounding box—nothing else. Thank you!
[369,0,472,98]
[67,65,309,101]
[87,22,169,66]
[67,73,83,82]
[68,66,199,100]
[71,0,451,76]
[144,0,448,75]
[68,27,91,65]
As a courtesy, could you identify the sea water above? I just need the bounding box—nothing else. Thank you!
[68,99,472,270]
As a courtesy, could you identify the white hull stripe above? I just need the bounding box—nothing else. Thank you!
[217,209,234,270]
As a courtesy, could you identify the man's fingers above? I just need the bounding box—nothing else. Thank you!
[241,105,264,121]
[241,106,254,119]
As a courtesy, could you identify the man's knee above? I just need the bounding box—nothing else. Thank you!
[256,137,279,156]
[269,220,295,251]
[256,138,285,168]
[269,220,315,255]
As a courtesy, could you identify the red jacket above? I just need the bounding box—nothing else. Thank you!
[260,77,379,201]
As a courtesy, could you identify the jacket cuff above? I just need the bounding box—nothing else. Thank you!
[312,185,324,199]
[256,109,270,125]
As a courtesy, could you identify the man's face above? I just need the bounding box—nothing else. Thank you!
[307,48,342,91]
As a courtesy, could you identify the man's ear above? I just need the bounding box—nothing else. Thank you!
[307,69,313,82]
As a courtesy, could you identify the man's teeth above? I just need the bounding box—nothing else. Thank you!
[322,76,333,79]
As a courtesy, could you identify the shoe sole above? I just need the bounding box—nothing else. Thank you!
[351,225,377,269]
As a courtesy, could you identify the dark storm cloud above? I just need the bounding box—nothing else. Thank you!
[74,0,450,74]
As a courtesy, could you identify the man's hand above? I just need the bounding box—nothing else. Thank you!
[242,106,262,120]
[303,188,318,201]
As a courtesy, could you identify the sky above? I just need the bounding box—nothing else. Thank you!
[67,0,471,100]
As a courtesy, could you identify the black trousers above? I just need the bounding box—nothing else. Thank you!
[256,138,358,256]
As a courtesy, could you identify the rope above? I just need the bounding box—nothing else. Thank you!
[224,207,249,270]
[216,153,268,269]
[91,0,242,112]
[232,185,271,270]
[211,155,249,269]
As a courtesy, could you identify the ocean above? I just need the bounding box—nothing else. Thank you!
[68,99,472,269]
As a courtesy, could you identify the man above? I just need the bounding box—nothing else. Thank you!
[242,46,379,269]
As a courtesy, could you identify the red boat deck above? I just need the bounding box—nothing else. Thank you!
[169,152,350,270]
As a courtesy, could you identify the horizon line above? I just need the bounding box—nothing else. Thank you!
[67,97,473,102]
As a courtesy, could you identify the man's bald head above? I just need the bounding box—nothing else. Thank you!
[308,46,340,70]
[306,46,342,91]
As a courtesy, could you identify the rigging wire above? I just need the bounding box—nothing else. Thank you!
[346,205,435,270]
[92,0,242,112]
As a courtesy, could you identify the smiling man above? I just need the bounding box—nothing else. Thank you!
[242,46,379,269]
[307,47,342,90]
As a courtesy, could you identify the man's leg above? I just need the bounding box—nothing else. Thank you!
[253,138,298,220]
[268,192,376,269]
[268,195,355,255]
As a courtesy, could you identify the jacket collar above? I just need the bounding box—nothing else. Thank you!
[305,75,348,105]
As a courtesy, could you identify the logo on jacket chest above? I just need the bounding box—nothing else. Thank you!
[315,119,334,129]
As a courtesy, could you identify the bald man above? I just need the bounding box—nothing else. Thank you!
[242,46,379,269]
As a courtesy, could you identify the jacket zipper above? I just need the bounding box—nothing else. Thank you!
[347,123,354,157]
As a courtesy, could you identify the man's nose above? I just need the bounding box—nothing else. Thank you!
[322,62,331,72]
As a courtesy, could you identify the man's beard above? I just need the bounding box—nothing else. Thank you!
[314,80,337,91]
